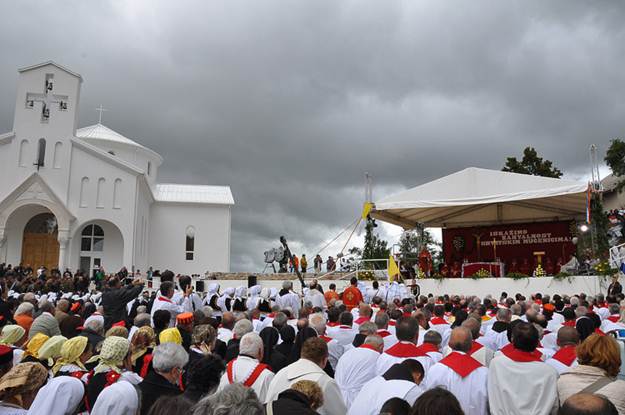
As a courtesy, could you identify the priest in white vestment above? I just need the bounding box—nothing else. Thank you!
[488,322,558,415]
[375,312,398,351]
[266,337,346,415]
[428,305,452,348]
[335,335,384,407]
[460,317,494,367]
[150,281,193,327]
[309,313,344,370]
[545,326,579,375]
[218,332,274,402]
[348,359,424,415]
[327,312,357,347]
[376,317,434,375]
[276,281,301,318]
[426,327,488,415]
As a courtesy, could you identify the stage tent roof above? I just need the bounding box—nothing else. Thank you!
[372,167,589,229]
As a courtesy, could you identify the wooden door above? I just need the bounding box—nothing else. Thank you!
[21,233,59,270]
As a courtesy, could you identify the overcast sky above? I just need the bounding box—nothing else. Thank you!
[1,1,624,272]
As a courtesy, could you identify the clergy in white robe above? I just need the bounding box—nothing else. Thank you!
[218,332,274,402]
[458,317,495,367]
[327,312,356,347]
[309,313,344,370]
[348,359,424,415]
[376,317,434,375]
[428,306,451,348]
[266,337,346,415]
[365,281,385,304]
[426,327,488,415]
[150,281,193,327]
[488,322,559,415]
[374,312,398,351]
[545,326,579,375]
[217,312,235,343]
[335,335,384,408]
[304,284,327,310]
[353,304,373,330]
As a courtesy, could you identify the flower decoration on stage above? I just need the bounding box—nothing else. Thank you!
[595,260,618,277]
[358,270,376,281]
[533,264,546,278]
[416,269,427,279]
[472,268,491,279]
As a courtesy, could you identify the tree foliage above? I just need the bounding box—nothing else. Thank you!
[361,217,390,269]
[399,226,444,270]
[605,139,625,192]
[502,147,563,178]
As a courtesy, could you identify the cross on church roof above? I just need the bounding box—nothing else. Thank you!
[25,73,69,123]
[96,105,108,124]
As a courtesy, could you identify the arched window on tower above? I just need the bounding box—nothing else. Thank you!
[18,139,29,167]
[147,161,152,176]
[53,141,62,168]
[80,177,89,208]
[35,138,46,169]
[113,179,122,209]
[96,178,105,208]
[185,226,195,261]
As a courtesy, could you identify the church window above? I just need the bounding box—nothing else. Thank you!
[96,178,105,208]
[113,179,122,209]
[81,224,104,252]
[35,138,46,168]
[18,140,29,167]
[53,141,62,168]
[147,162,152,176]
[185,226,195,260]
[80,177,89,208]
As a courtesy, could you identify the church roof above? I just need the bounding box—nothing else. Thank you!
[18,61,83,81]
[155,184,234,205]
[76,123,150,149]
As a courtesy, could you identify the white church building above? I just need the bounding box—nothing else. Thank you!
[0,61,233,276]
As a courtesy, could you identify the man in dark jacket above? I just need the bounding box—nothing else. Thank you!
[139,343,187,415]
[101,277,144,330]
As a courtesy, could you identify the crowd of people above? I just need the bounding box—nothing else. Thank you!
[0,263,623,414]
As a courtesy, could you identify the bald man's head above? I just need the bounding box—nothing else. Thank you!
[559,393,617,415]
[461,317,481,340]
[448,327,473,353]
[221,312,235,330]
[557,326,580,347]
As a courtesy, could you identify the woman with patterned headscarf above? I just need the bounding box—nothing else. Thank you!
[0,325,27,366]
[188,324,217,365]
[85,336,131,409]
[0,362,48,413]
[130,326,156,374]
[52,336,93,378]
[36,335,67,369]
[19,333,48,364]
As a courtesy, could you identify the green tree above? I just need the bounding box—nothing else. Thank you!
[502,147,563,178]
[604,139,625,192]
[362,217,390,269]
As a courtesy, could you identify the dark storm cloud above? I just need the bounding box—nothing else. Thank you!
[1,1,624,271]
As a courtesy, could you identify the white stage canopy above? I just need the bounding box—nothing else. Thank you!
[372,167,589,229]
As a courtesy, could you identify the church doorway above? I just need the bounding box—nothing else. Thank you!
[79,224,104,277]
[21,213,59,270]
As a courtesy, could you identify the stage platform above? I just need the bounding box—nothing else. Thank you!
[178,274,608,298]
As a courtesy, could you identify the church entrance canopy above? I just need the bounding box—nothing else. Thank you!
[371,167,589,229]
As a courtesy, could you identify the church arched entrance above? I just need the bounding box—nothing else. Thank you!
[21,212,59,270]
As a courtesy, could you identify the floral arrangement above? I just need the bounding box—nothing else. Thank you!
[594,260,618,277]
[533,264,546,277]
[471,268,492,279]
[358,270,376,281]
[506,272,530,280]
[416,269,427,279]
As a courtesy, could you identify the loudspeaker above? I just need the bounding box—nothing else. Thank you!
[248,275,257,288]
[196,280,205,293]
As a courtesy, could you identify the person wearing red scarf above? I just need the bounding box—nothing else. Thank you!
[545,326,579,375]
[488,322,558,415]
[426,327,488,415]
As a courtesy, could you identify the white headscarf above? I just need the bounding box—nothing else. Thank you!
[246,285,262,310]
[90,380,139,415]
[235,286,247,299]
[27,376,84,415]
[217,287,236,311]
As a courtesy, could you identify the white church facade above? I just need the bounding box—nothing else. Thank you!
[0,61,233,276]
